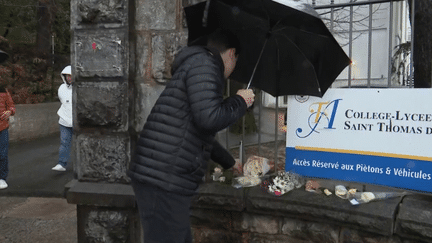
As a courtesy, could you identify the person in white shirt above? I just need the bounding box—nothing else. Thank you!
[52,65,73,172]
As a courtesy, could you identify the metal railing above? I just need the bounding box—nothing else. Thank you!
[313,0,413,88]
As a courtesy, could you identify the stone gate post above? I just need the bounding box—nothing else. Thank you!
[66,0,142,242]
[66,0,197,241]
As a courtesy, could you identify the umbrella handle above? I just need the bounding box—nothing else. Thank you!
[247,38,268,89]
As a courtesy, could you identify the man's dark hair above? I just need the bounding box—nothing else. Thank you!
[207,29,241,56]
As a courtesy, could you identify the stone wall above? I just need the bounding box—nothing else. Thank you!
[9,102,60,143]
[191,182,432,243]
[133,0,189,130]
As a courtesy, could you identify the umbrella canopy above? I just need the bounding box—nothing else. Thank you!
[184,1,210,46]
[0,49,9,64]
[185,0,351,97]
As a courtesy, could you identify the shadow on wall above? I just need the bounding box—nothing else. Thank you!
[9,102,61,143]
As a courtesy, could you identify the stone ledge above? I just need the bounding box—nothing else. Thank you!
[66,181,135,208]
[65,180,432,242]
[64,179,79,198]
[192,182,245,211]
[395,194,432,242]
[191,182,432,242]
[245,186,401,236]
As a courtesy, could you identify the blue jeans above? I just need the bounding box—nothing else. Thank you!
[0,129,9,180]
[58,125,73,168]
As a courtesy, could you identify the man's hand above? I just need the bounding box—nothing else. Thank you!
[0,110,11,120]
[236,89,255,108]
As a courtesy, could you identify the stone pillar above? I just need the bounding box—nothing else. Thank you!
[66,0,142,242]
[66,0,200,241]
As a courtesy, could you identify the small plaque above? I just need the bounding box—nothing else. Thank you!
[75,31,126,77]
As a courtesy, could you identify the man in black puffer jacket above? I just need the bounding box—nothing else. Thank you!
[127,29,255,242]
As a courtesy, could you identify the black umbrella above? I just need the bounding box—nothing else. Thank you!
[185,0,351,97]
[184,1,210,46]
[0,49,9,64]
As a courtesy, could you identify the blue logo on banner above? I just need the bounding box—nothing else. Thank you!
[296,99,342,138]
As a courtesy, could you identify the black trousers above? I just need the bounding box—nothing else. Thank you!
[131,179,193,243]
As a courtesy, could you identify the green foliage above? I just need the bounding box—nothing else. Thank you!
[0,0,38,43]
[0,41,62,104]
[0,0,70,104]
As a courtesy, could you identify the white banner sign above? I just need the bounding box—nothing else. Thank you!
[285,89,432,193]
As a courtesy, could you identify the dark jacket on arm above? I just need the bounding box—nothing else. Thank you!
[127,46,247,195]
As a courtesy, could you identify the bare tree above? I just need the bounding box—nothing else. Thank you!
[35,0,56,58]
[309,1,387,48]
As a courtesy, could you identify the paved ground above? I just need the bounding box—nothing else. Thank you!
[4,133,75,198]
[0,134,77,243]
[0,197,77,243]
